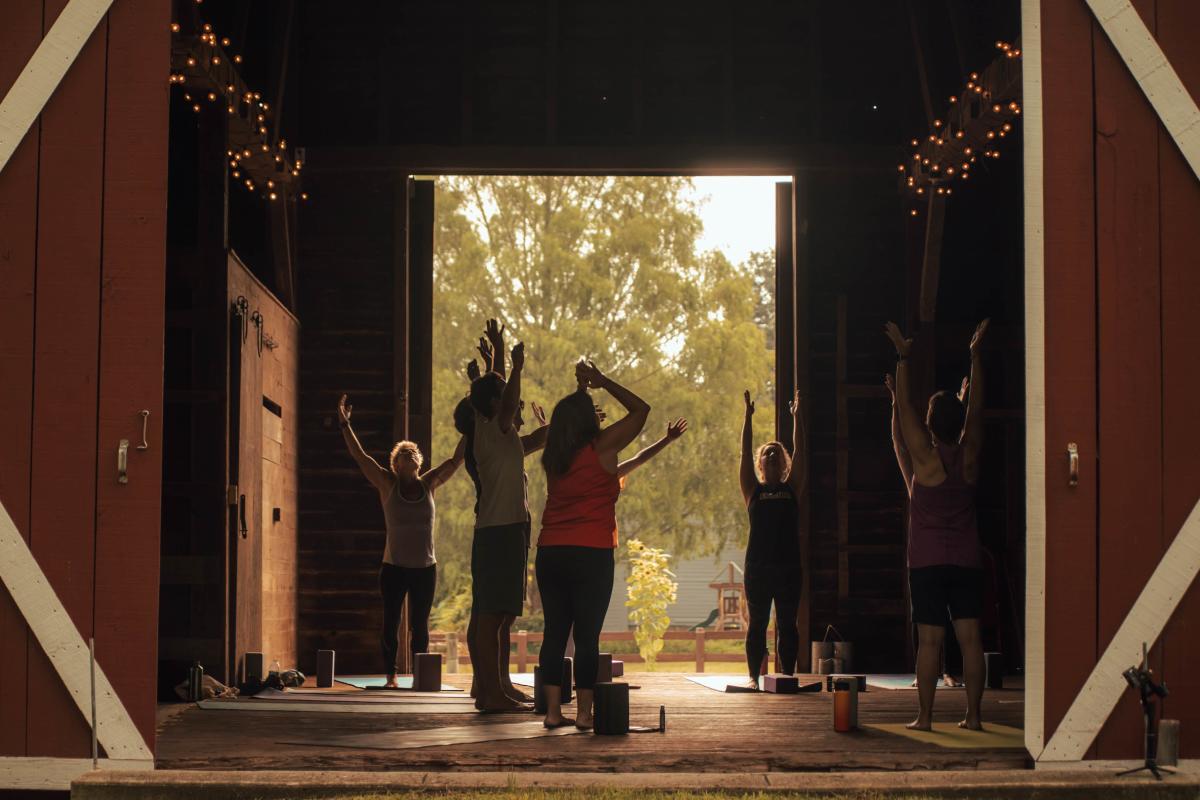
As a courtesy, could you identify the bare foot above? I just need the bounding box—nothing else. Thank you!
[475,695,532,713]
[543,714,575,729]
[942,674,959,688]
[574,713,594,731]
[744,678,761,691]
[384,677,398,689]
[958,718,983,731]
[503,685,532,703]
[906,718,932,731]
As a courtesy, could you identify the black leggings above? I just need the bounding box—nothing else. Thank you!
[380,563,437,677]
[536,545,614,691]
[744,563,802,679]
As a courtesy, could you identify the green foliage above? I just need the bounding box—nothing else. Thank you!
[431,176,774,610]
[624,539,678,666]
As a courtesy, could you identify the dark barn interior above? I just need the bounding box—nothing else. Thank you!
[157,0,1025,698]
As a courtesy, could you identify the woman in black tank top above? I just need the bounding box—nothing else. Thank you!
[738,389,807,689]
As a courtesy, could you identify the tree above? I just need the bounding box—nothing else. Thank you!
[430,176,775,610]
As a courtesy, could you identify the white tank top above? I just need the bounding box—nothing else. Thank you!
[381,478,436,568]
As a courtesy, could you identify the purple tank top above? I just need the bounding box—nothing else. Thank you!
[908,443,981,569]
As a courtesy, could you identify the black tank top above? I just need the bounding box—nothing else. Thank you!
[745,483,800,566]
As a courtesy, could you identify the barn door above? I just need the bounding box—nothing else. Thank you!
[227,285,264,685]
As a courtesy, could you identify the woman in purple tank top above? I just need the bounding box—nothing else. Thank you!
[885,319,989,732]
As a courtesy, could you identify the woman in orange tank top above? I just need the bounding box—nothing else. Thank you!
[535,359,651,729]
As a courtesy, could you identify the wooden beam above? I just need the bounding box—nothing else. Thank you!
[0,0,112,175]
[305,144,897,176]
[792,174,812,671]
[545,0,559,145]
[918,192,946,323]
[1024,0,1097,762]
[408,179,435,463]
[1085,0,1200,183]
[0,498,151,759]
[0,757,153,791]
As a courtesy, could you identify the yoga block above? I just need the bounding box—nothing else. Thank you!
[594,682,629,735]
[413,653,442,692]
[597,653,613,683]
[985,652,1004,689]
[316,650,335,688]
[832,641,854,672]
[825,674,867,693]
[244,652,264,684]
[611,660,624,678]
[763,674,800,694]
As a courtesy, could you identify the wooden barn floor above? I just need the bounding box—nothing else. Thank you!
[154,673,1028,773]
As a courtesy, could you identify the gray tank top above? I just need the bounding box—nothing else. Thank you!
[382,478,436,568]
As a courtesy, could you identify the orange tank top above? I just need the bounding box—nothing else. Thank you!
[537,444,620,549]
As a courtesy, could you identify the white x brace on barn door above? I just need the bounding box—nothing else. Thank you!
[0,0,154,790]
[1023,0,1200,764]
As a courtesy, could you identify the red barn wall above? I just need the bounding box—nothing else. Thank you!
[0,0,170,757]
[1040,0,1200,759]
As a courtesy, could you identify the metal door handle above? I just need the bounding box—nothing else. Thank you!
[1067,442,1079,487]
[239,494,248,539]
[137,409,150,450]
[118,439,129,484]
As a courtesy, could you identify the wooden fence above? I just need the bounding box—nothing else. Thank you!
[427,628,748,673]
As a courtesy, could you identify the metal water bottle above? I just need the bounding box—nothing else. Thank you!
[188,661,204,701]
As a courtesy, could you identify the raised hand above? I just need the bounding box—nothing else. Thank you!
[884,373,896,400]
[484,318,506,351]
[467,359,481,382]
[530,401,547,427]
[477,337,494,369]
[666,418,689,439]
[594,404,607,422]
[788,390,802,416]
[510,341,525,371]
[743,390,755,416]
[884,322,913,358]
[337,393,353,425]
[969,318,990,354]
[575,359,605,389]
[957,376,970,403]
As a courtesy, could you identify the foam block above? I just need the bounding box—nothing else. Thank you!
[825,674,867,693]
[244,652,264,684]
[316,650,335,688]
[594,682,629,735]
[413,653,442,692]
[611,660,624,678]
[597,653,613,683]
[763,674,800,694]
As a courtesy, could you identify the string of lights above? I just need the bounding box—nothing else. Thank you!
[169,4,308,204]
[899,40,1022,217]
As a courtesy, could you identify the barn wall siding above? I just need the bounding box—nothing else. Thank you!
[0,0,170,757]
[1039,0,1200,760]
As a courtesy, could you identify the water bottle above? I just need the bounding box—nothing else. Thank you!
[188,661,204,701]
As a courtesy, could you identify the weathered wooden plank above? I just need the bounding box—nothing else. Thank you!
[26,0,107,758]
[0,0,43,759]
[1093,0,1162,761]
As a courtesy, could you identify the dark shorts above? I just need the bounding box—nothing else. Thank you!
[744,562,803,607]
[909,565,983,625]
[471,521,530,617]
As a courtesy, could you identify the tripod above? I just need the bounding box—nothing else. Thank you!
[1116,657,1173,781]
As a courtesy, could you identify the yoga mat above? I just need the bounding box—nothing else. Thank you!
[277,720,582,750]
[253,688,475,705]
[511,672,536,688]
[199,698,486,715]
[337,675,462,691]
[865,674,966,691]
[684,675,761,693]
[865,722,1025,749]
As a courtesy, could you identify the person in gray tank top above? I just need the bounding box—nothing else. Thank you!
[338,393,465,688]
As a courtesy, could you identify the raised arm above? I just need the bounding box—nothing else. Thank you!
[739,390,757,506]
[884,323,943,485]
[337,394,392,493]
[786,391,807,495]
[521,401,549,454]
[619,418,688,479]
[961,319,989,481]
[497,341,523,434]
[484,319,505,378]
[579,360,651,460]
[885,374,914,491]
[421,435,466,493]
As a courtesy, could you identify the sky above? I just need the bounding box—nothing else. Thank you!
[685,175,791,267]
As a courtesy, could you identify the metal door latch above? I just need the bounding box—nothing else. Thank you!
[1067,442,1079,487]
[137,409,150,450]
[118,439,129,484]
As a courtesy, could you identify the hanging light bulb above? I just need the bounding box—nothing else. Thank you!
[170,22,180,32]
